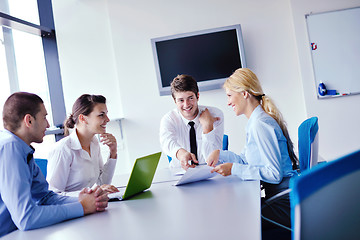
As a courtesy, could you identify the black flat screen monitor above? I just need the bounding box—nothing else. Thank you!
[151,24,246,96]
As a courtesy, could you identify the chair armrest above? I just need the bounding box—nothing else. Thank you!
[263,188,292,206]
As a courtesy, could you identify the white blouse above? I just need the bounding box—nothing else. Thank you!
[47,130,117,195]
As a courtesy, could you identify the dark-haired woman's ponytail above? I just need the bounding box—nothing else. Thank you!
[64,114,76,136]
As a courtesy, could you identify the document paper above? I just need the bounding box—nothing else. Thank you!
[175,165,218,186]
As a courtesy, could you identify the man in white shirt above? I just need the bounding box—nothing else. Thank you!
[159,74,224,170]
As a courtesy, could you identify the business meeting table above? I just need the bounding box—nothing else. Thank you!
[3,168,261,240]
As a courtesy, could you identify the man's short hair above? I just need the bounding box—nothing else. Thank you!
[170,74,199,99]
[2,92,44,132]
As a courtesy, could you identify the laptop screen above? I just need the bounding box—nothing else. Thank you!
[122,152,161,200]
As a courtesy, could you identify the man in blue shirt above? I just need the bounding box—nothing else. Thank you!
[0,92,109,237]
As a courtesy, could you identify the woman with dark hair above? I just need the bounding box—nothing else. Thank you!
[47,94,119,195]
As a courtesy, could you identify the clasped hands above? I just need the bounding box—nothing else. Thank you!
[78,186,109,215]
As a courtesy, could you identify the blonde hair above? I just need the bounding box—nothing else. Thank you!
[224,68,298,168]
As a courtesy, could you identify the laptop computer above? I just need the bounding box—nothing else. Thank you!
[108,152,161,201]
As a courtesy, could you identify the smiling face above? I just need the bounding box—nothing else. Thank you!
[84,103,110,134]
[173,91,199,120]
[225,88,247,116]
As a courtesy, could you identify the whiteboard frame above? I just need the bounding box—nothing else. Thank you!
[305,7,360,99]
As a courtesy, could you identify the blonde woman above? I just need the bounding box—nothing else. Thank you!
[207,68,298,235]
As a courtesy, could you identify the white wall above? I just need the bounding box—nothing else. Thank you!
[52,0,123,120]
[55,0,360,174]
[51,0,128,174]
[290,0,360,161]
[106,0,306,170]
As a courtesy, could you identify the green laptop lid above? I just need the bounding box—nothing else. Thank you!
[122,152,161,200]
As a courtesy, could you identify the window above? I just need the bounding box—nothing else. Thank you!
[6,0,39,25]
[0,30,11,130]
[0,0,65,158]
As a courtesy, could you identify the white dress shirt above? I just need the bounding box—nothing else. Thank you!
[219,105,297,184]
[47,130,117,194]
[160,105,224,168]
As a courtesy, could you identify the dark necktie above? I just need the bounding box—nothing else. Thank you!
[188,121,198,165]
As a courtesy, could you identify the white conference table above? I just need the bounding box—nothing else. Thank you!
[3,168,261,240]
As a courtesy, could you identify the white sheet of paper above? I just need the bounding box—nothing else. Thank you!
[175,165,217,186]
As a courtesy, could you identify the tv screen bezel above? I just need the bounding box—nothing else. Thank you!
[151,24,246,96]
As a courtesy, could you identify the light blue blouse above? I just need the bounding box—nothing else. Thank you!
[219,105,297,184]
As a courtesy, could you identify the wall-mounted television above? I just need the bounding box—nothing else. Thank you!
[151,24,246,96]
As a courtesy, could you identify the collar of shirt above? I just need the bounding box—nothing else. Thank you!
[27,146,35,163]
[177,105,207,128]
[69,130,83,151]
[69,129,99,151]
[1,129,35,164]
[246,105,263,132]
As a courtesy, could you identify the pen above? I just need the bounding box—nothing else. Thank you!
[188,160,199,166]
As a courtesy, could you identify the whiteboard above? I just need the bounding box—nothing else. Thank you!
[306,7,360,98]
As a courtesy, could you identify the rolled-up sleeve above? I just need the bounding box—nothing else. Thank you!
[201,108,224,160]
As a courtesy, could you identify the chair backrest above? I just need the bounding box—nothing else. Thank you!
[34,158,48,178]
[222,134,229,151]
[290,150,360,240]
[298,117,319,172]
[168,134,229,162]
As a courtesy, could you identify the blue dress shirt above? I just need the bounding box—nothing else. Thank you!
[0,130,84,237]
[219,106,297,184]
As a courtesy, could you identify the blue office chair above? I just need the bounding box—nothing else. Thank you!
[262,118,319,232]
[34,158,48,178]
[290,149,360,240]
[222,134,229,151]
[298,117,319,172]
[167,134,229,162]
